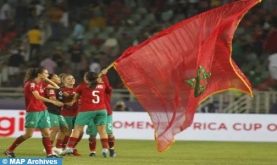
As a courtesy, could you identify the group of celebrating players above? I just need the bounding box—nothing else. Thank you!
[3,67,116,158]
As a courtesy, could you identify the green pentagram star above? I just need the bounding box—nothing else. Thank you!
[185,65,211,97]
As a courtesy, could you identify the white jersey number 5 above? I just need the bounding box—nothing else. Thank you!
[92,91,100,104]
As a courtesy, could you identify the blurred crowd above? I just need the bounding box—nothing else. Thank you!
[1,0,277,91]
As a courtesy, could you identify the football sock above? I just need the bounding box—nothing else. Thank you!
[108,136,115,149]
[42,137,52,155]
[8,135,26,152]
[101,138,108,149]
[89,137,97,152]
[67,137,78,148]
[62,135,70,149]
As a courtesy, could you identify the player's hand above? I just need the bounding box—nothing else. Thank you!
[101,69,108,75]
[67,101,75,106]
[52,100,64,107]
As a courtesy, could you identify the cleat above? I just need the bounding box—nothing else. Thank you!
[109,149,116,157]
[52,147,63,155]
[3,150,16,158]
[72,149,81,156]
[46,154,61,158]
[102,149,108,158]
[89,152,96,157]
[60,148,73,156]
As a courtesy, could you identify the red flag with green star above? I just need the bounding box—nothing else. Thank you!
[114,0,260,152]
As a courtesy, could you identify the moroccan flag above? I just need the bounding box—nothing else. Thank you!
[113,0,260,152]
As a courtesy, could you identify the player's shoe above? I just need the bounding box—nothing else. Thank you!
[46,154,61,158]
[60,148,73,156]
[109,149,116,157]
[52,147,63,155]
[102,149,108,158]
[3,150,16,158]
[89,152,96,157]
[72,149,81,156]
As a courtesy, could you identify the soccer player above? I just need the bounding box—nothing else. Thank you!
[3,68,63,158]
[61,70,110,157]
[60,74,82,156]
[44,74,68,155]
[87,74,116,157]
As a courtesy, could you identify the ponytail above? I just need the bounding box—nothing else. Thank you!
[88,79,98,89]
[24,67,45,84]
[85,71,99,89]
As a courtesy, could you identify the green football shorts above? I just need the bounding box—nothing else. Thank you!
[25,110,51,129]
[75,110,107,126]
[48,113,68,127]
[86,114,113,135]
[63,116,76,130]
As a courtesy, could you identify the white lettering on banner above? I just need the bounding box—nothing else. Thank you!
[1,110,277,142]
[10,159,25,164]
[113,121,154,129]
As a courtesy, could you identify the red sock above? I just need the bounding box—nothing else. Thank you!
[67,137,78,148]
[62,136,70,149]
[73,133,83,148]
[101,138,108,149]
[8,135,26,152]
[108,136,115,149]
[89,137,97,152]
[42,137,52,155]
[56,139,63,148]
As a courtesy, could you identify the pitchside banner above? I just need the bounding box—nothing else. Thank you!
[1,110,277,142]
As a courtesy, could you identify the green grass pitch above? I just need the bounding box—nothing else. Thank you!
[1,138,277,165]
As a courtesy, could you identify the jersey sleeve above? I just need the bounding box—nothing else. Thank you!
[46,89,56,97]
[29,82,38,92]
[76,85,83,95]
[102,75,112,94]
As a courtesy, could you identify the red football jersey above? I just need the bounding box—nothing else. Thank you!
[24,81,48,112]
[61,87,79,116]
[76,83,107,112]
[102,75,113,115]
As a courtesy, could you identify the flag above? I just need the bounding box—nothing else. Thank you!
[114,0,260,152]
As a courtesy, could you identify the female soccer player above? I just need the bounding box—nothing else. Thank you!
[4,68,63,158]
[44,74,68,155]
[87,74,116,157]
[60,74,82,156]
[61,70,109,157]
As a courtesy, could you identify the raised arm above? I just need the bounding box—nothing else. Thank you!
[43,77,60,89]
[32,91,63,107]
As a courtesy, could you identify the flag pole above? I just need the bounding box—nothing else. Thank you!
[98,62,114,77]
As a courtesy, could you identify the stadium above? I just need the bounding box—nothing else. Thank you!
[1,0,277,164]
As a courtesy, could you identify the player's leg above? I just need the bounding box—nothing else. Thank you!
[4,111,39,157]
[95,110,108,158]
[55,116,68,149]
[53,115,68,155]
[38,110,57,158]
[50,127,59,145]
[4,127,35,158]
[107,114,116,157]
[61,111,93,156]
[48,113,60,145]
[62,116,74,149]
[86,120,97,157]
[60,125,84,155]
